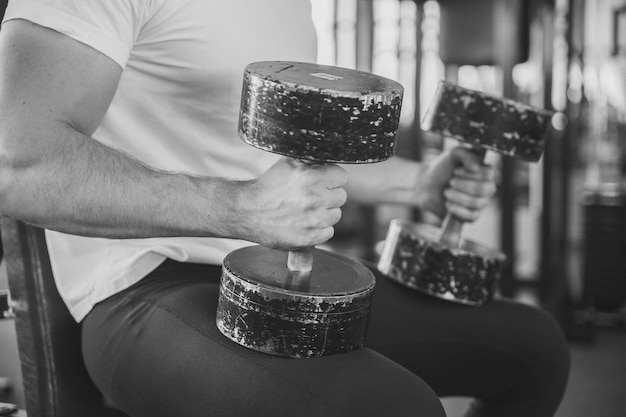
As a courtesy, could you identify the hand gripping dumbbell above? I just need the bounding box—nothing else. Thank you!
[216,61,404,358]
[378,81,553,306]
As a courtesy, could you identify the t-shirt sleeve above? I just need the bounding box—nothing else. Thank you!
[2,0,152,68]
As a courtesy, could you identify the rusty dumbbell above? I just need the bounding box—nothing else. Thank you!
[216,61,404,357]
[378,81,553,306]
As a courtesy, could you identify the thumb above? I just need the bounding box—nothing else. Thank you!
[449,146,484,173]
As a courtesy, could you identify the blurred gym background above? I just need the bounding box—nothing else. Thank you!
[1,1,625,416]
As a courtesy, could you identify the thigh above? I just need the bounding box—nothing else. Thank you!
[81,260,445,417]
[365,265,570,417]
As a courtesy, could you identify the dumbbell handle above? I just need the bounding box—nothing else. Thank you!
[437,215,465,248]
[288,247,314,273]
[437,148,487,248]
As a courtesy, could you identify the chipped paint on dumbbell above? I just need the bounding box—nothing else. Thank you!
[377,81,552,306]
[217,61,403,358]
[239,61,403,163]
[378,220,505,306]
[422,81,553,161]
[217,245,375,358]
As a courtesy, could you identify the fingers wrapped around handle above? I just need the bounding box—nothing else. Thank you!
[248,157,348,277]
[438,147,493,248]
[286,161,347,275]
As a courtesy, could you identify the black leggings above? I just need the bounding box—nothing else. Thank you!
[81,258,570,417]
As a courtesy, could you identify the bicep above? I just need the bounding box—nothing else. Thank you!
[0,19,122,137]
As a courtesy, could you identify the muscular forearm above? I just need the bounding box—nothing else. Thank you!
[0,20,348,250]
[0,122,249,240]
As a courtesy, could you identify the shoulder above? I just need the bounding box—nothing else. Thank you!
[1,0,174,68]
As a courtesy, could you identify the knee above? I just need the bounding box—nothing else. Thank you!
[508,303,571,392]
[340,375,446,417]
[323,348,447,417]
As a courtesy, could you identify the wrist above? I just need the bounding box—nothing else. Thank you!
[185,175,254,242]
[388,159,425,207]
[219,178,259,242]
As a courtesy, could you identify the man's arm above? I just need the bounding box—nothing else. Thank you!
[343,147,496,222]
[0,20,347,250]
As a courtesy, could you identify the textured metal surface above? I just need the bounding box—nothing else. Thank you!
[217,246,375,358]
[378,220,504,306]
[238,61,404,163]
[422,81,552,161]
[220,61,399,357]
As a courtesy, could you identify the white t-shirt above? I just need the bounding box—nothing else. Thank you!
[2,0,318,321]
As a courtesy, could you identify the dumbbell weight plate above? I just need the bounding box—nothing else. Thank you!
[378,219,505,306]
[422,81,553,162]
[239,61,403,163]
[217,245,376,358]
